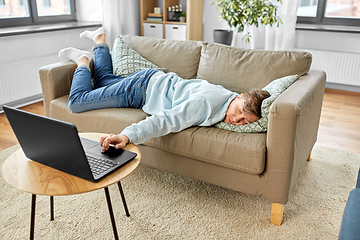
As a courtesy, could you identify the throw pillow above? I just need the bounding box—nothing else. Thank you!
[112,35,166,77]
[214,74,299,133]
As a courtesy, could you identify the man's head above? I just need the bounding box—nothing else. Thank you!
[224,89,270,126]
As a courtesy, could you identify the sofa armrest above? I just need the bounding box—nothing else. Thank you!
[39,61,77,117]
[263,70,326,204]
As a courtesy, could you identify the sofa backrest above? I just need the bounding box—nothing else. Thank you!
[121,35,312,94]
[197,42,312,94]
[121,35,202,79]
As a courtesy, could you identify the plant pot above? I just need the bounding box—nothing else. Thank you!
[214,29,233,46]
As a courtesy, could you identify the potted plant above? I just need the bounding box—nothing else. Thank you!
[180,12,186,22]
[213,0,283,45]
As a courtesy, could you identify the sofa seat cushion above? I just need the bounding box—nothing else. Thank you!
[144,127,267,175]
[51,96,267,175]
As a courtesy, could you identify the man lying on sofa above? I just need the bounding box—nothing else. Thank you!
[58,27,270,153]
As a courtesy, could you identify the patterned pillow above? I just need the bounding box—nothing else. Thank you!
[214,75,299,133]
[112,35,166,77]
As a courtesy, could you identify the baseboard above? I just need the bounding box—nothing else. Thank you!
[0,94,43,113]
[325,82,360,94]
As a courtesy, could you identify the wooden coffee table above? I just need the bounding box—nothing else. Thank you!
[1,133,141,240]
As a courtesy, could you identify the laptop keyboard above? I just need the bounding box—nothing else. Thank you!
[86,155,119,177]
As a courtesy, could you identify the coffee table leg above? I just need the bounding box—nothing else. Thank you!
[50,196,54,221]
[104,187,119,240]
[117,181,130,217]
[30,194,36,240]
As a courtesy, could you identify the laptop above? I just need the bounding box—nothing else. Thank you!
[3,105,137,182]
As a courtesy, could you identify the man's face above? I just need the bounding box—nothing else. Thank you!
[224,95,259,125]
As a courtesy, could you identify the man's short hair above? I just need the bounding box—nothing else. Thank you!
[241,89,271,118]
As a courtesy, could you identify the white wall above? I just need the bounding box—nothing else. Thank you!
[0,29,95,66]
[296,30,360,54]
[0,0,101,107]
[203,1,229,43]
[0,28,98,107]
[296,30,360,92]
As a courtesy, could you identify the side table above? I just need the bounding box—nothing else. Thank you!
[1,133,141,240]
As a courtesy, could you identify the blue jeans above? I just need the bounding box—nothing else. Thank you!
[68,44,158,113]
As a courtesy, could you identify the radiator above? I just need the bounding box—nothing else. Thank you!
[306,49,360,87]
[0,56,59,108]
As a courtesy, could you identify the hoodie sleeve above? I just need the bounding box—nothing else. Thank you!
[120,98,211,144]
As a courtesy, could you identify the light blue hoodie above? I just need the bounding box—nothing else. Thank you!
[120,71,238,144]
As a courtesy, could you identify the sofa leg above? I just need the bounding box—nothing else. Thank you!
[271,203,284,226]
[307,152,312,161]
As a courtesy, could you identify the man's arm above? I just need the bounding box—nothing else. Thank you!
[121,97,210,145]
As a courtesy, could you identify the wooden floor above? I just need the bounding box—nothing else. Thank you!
[316,89,360,154]
[1,88,360,153]
[0,102,45,151]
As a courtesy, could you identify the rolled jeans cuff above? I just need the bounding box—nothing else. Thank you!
[76,64,91,72]
[93,43,110,51]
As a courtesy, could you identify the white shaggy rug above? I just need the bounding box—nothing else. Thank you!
[1,144,359,239]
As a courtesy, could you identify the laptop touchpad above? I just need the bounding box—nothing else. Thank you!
[87,144,131,161]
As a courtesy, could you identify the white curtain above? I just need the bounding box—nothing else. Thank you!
[232,0,300,50]
[102,0,140,49]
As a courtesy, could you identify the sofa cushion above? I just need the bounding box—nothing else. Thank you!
[50,95,148,134]
[145,127,267,175]
[51,95,266,175]
[197,42,312,94]
[121,35,202,79]
[214,74,299,133]
[112,36,166,77]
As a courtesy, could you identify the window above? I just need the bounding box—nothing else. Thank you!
[0,0,76,28]
[297,0,360,26]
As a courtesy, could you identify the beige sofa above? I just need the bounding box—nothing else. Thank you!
[39,35,326,225]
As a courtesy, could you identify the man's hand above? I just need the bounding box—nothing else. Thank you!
[100,134,130,153]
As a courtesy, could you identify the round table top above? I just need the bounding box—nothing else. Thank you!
[1,133,141,196]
